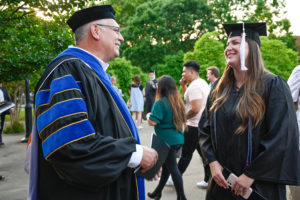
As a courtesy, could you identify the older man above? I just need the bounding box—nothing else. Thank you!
[26,5,158,200]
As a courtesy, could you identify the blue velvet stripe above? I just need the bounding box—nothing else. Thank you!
[42,119,95,159]
[35,90,50,110]
[37,98,87,134]
[35,75,81,109]
[47,47,145,200]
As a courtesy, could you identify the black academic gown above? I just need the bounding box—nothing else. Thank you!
[199,72,300,200]
[36,57,139,200]
[145,79,157,113]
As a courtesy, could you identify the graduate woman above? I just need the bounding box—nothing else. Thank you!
[147,75,187,200]
[199,22,300,200]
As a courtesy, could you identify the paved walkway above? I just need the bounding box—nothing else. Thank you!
[0,121,292,200]
[0,122,207,200]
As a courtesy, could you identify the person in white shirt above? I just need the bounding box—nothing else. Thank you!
[167,60,211,189]
[288,65,300,200]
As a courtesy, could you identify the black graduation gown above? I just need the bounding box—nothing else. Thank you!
[199,73,300,200]
[145,79,157,113]
[35,57,139,200]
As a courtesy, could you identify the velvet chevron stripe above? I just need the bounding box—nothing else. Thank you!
[42,119,95,159]
[35,75,81,109]
[35,73,94,160]
[36,98,88,133]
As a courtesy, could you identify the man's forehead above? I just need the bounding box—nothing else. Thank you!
[97,18,118,25]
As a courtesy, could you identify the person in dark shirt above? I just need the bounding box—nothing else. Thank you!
[145,70,157,113]
[147,75,187,200]
[0,83,14,146]
[206,66,220,89]
[200,22,300,200]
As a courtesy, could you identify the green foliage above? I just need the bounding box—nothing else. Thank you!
[0,14,73,82]
[106,0,151,27]
[121,0,216,71]
[153,51,184,85]
[4,121,25,134]
[208,0,296,50]
[0,0,94,23]
[260,37,298,80]
[107,58,148,101]
[184,32,226,80]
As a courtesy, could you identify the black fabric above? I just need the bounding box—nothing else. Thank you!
[200,72,300,200]
[36,57,139,200]
[129,84,143,91]
[67,5,116,32]
[0,87,11,143]
[151,145,185,198]
[145,79,157,113]
[178,126,211,181]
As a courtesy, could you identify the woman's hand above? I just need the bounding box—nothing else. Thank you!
[146,113,157,126]
[209,161,229,189]
[232,174,254,197]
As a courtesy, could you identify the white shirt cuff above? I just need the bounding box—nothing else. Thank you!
[127,144,143,168]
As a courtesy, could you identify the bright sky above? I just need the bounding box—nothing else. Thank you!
[286,0,300,36]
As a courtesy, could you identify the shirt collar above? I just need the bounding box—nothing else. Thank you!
[69,45,109,71]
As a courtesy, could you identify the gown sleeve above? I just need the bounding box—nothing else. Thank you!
[244,76,300,185]
[35,61,137,189]
[199,93,217,163]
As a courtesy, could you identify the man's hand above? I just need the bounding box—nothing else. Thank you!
[9,108,15,114]
[179,78,187,87]
[180,78,188,94]
[139,146,158,173]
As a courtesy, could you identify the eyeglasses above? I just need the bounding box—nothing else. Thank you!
[97,24,121,35]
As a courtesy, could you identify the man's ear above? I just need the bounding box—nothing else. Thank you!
[90,24,101,40]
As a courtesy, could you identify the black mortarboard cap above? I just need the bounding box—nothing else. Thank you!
[223,22,267,47]
[67,5,116,33]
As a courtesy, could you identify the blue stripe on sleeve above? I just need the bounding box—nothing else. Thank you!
[42,119,95,159]
[35,90,50,110]
[35,75,81,109]
[37,98,87,133]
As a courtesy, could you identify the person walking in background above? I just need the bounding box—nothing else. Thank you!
[0,83,14,146]
[145,70,157,114]
[206,66,220,89]
[111,76,123,97]
[129,75,145,129]
[167,60,211,189]
[200,22,300,200]
[147,75,187,200]
[25,5,158,200]
[287,65,300,200]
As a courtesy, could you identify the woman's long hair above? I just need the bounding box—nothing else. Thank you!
[156,75,186,132]
[210,38,266,134]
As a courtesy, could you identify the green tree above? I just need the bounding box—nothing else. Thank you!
[121,0,216,71]
[153,51,184,85]
[260,37,298,80]
[107,0,151,27]
[184,32,226,80]
[107,58,147,102]
[208,0,297,50]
